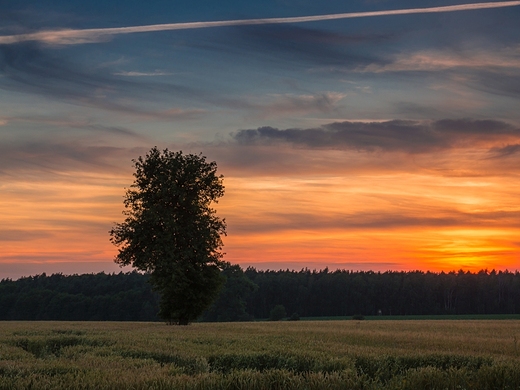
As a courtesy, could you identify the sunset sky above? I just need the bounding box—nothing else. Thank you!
[1,0,520,279]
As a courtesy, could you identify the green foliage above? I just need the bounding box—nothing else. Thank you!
[0,272,159,321]
[4,268,520,322]
[110,147,227,325]
[269,305,287,321]
[354,354,492,384]
[207,352,350,374]
[244,268,520,319]
[13,336,113,359]
[201,263,258,322]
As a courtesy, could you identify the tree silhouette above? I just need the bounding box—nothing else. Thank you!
[110,147,226,325]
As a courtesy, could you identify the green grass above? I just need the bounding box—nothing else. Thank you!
[1,320,520,389]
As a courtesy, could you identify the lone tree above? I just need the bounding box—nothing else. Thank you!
[109,147,227,325]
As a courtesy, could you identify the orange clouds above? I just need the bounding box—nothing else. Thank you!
[2,0,520,281]
[217,148,520,272]
[2,118,520,278]
[0,173,125,276]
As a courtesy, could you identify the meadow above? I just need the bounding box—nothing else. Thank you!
[1,320,519,389]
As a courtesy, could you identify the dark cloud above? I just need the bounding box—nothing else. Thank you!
[488,144,520,159]
[0,42,299,118]
[0,42,205,118]
[235,24,387,66]
[0,140,142,175]
[3,114,146,139]
[0,43,127,99]
[193,24,391,70]
[470,71,520,100]
[431,119,513,135]
[229,209,520,235]
[233,119,520,153]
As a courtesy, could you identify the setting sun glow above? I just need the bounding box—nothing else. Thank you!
[1,0,520,278]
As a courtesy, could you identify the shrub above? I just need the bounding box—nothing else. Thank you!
[269,305,287,321]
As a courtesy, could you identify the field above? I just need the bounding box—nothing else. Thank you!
[1,320,520,389]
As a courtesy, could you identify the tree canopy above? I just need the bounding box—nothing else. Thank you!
[110,147,227,324]
[2,268,520,321]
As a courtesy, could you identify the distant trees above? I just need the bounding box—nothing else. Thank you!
[2,268,520,321]
[0,272,159,321]
[201,264,258,322]
[244,268,520,318]
[269,305,287,321]
[109,147,227,325]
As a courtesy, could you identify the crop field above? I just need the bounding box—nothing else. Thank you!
[1,320,519,389]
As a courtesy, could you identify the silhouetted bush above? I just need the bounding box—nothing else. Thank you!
[269,305,287,321]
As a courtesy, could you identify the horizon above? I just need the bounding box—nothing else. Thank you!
[4,264,518,283]
[1,0,520,280]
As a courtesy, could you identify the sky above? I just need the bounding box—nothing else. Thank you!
[1,0,520,279]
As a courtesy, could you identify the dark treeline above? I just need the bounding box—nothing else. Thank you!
[1,268,519,321]
[243,268,520,318]
[0,272,159,321]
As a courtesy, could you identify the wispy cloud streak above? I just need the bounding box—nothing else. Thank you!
[1,1,520,45]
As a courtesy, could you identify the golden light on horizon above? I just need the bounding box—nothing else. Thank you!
[2,146,520,277]
[218,171,520,272]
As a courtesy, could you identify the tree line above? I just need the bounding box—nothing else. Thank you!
[0,272,159,321]
[1,267,519,321]
[243,268,520,318]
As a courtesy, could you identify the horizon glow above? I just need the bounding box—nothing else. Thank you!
[1,0,519,279]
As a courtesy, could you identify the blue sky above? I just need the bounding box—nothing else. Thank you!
[1,0,520,279]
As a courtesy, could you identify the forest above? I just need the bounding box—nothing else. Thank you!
[1,266,519,321]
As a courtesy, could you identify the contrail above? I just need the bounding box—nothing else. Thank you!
[1,1,520,45]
